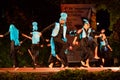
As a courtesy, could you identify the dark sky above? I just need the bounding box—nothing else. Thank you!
[0,0,61,31]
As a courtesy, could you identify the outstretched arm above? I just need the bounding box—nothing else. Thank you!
[21,33,32,40]
[1,31,10,37]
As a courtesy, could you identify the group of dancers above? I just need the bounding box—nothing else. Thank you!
[0,12,112,68]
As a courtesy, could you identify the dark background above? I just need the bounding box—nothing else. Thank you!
[0,0,61,33]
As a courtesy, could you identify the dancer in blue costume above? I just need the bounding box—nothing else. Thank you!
[22,21,42,68]
[99,29,112,67]
[73,19,98,67]
[2,24,20,67]
[48,12,68,68]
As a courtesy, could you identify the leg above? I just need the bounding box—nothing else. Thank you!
[85,59,90,67]
[48,54,56,68]
[100,58,104,67]
[55,40,68,68]
[49,63,54,68]
[94,46,100,59]
[31,44,39,68]
[56,54,65,68]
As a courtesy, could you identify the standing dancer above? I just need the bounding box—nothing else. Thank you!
[22,21,42,68]
[99,29,112,67]
[73,19,97,67]
[48,12,68,68]
[2,24,20,67]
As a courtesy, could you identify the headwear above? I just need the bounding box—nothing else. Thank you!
[32,21,38,31]
[83,19,89,24]
[9,24,20,46]
[59,12,68,22]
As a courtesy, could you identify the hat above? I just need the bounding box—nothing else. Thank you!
[32,21,38,31]
[59,12,68,22]
[83,19,89,24]
[32,21,38,26]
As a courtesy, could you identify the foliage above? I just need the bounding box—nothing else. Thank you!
[0,69,120,80]
[109,18,120,66]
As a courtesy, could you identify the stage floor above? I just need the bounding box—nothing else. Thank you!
[0,67,120,73]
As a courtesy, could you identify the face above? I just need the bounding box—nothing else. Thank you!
[60,19,65,24]
[84,23,90,29]
[101,29,105,33]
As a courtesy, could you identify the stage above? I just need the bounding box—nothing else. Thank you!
[0,67,120,73]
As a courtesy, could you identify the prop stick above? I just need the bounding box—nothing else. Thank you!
[41,23,55,33]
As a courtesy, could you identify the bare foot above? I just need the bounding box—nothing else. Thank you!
[86,64,90,68]
[49,63,53,68]
[61,64,64,68]
[94,56,100,59]
[100,65,103,68]
[81,61,86,66]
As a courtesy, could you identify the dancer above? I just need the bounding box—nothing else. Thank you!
[48,12,68,68]
[73,18,97,67]
[22,21,42,68]
[99,29,112,67]
[2,24,21,67]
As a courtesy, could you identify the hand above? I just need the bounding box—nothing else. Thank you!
[110,48,113,52]
[40,44,44,47]
[72,41,76,45]
[20,41,23,44]
[73,41,78,45]
[0,35,4,37]
[40,32,42,36]
[47,44,51,47]
[69,46,73,50]
[45,39,49,42]
[62,38,67,42]
[75,41,79,45]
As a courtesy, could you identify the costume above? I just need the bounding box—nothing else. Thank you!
[49,12,68,67]
[77,19,96,64]
[99,37,110,59]
[31,22,41,67]
[4,24,20,67]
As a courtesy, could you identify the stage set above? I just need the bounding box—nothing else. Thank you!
[0,4,119,75]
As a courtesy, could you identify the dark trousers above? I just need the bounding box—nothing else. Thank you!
[10,41,19,67]
[31,44,40,65]
[49,37,68,67]
[79,38,94,62]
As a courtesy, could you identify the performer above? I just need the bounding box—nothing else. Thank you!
[99,29,112,67]
[3,24,20,67]
[48,12,68,68]
[22,21,42,68]
[73,18,97,67]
